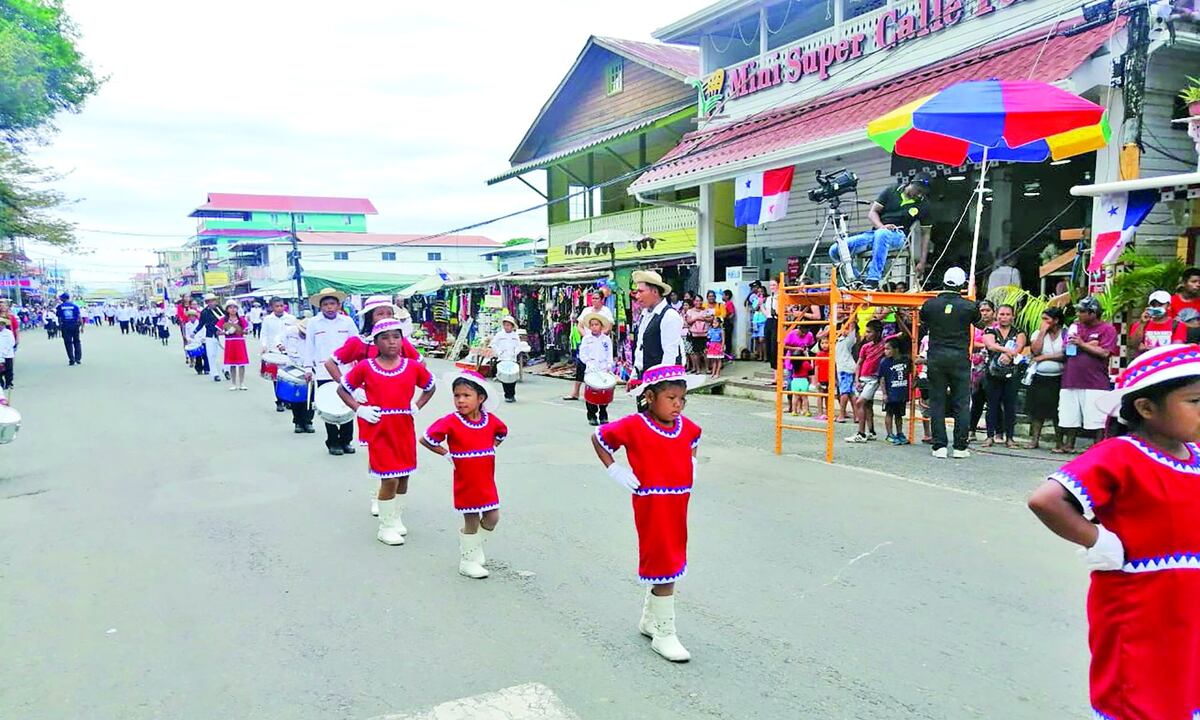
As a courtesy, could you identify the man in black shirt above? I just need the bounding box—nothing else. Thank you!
[919,267,980,458]
[829,172,930,289]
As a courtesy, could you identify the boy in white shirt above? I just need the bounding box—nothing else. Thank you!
[0,316,15,389]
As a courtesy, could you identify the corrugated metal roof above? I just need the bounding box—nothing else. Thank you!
[195,193,378,215]
[296,232,500,248]
[487,103,693,184]
[630,19,1120,192]
[593,36,700,79]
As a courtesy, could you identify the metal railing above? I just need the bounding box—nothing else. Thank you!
[548,199,700,246]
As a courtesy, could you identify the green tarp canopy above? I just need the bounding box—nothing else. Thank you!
[302,271,420,297]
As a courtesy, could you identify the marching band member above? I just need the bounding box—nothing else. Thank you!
[337,319,436,546]
[197,294,224,383]
[301,288,357,456]
[591,364,703,663]
[488,315,522,403]
[1028,344,1200,718]
[420,369,508,578]
[220,300,250,391]
[259,297,295,355]
[279,317,315,434]
[577,309,614,426]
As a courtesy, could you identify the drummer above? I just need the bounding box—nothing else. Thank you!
[578,309,615,426]
[301,287,358,456]
[489,315,523,403]
[564,286,614,402]
[279,317,316,434]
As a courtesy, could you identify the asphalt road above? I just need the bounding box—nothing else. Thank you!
[1,326,1092,719]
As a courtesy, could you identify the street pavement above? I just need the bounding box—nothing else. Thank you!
[2,326,1092,719]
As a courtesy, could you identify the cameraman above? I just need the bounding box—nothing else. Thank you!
[829,172,930,290]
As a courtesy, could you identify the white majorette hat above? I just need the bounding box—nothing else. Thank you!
[578,309,613,333]
[1096,344,1200,420]
[368,318,406,341]
[629,363,705,398]
[361,295,397,317]
[442,368,495,413]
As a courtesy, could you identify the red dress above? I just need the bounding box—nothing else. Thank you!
[333,335,421,446]
[342,358,434,479]
[423,411,509,513]
[222,317,249,366]
[596,413,702,584]
[1050,435,1200,719]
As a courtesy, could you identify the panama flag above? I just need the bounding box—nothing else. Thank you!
[1088,189,1157,272]
[734,166,795,227]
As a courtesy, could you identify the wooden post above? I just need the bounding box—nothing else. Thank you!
[908,308,920,444]
[774,271,786,456]
[826,267,839,463]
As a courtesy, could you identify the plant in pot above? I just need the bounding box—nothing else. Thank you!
[1182,76,1200,117]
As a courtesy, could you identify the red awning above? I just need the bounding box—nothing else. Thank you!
[629,18,1121,192]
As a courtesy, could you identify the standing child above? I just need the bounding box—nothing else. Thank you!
[751,306,767,361]
[878,337,911,445]
[156,305,172,347]
[489,315,523,403]
[705,316,724,379]
[0,317,13,390]
[591,364,703,663]
[813,334,831,421]
[1028,344,1200,719]
[338,319,436,545]
[577,310,615,426]
[420,370,508,578]
[221,301,250,391]
[833,317,857,424]
[847,319,884,443]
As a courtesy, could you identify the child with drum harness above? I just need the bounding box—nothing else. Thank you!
[420,369,508,578]
[488,316,522,403]
[278,318,315,434]
[577,310,614,426]
[337,319,436,546]
[591,363,704,663]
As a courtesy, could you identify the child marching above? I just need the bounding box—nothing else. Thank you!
[577,309,614,426]
[337,319,436,546]
[1028,344,1200,718]
[221,300,250,391]
[420,369,508,578]
[591,363,703,662]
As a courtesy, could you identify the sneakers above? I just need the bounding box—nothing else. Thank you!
[952,448,971,459]
[845,433,868,443]
[866,432,877,441]
[888,434,910,445]
[932,447,949,459]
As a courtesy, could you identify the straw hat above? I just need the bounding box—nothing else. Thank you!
[632,269,672,295]
[442,368,496,413]
[225,299,240,310]
[500,315,519,329]
[578,310,613,333]
[203,292,218,302]
[308,287,347,307]
[1096,344,1200,420]
[628,363,705,398]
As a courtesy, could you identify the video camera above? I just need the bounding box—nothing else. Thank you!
[807,168,859,206]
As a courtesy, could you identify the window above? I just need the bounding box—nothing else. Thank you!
[333,251,349,261]
[568,184,587,221]
[605,60,623,96]
[426,252,442,261]
[296,214,306,223]
[381,251,396,261]
[270,213,279,223]
[345,215,353,225]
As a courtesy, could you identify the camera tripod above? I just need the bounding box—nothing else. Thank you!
[798,198,911,290]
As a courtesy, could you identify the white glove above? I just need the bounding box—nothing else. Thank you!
[1082,524,1125,572]
[356,405,382,424]
[606,463,640,493]
[444,452,455,465]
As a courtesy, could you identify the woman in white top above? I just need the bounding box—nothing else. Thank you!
[488,316,523,403]
[1027,306,1067,451]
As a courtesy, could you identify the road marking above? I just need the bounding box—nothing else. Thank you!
[366,683,580,720]
[788,454,1015,504]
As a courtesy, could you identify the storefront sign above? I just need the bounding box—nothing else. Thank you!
[204,271,230,286]
[786,256,801,283]
[698,0,1024,114]
[0,278,33,288]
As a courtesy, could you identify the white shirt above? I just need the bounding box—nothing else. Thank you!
[489,329,522,363]
[260,311,296,352]
[633,298,685,373]
[247,307,264,324]
[301,312,357,380]
[183,320,199,341]
[280,326,305,365]
[0,328,14,359]
[578,332,613,374]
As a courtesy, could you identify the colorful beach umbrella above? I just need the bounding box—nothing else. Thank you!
[867,80,1109,166]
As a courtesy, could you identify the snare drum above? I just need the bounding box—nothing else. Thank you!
[583,371,616,405]
[496,360,520,384]
[0,405,21,445]
[261,352,288,367]
[276,366,308,386]
[185,343,206,359]
[274,377,309,404]
[315,382,355,425]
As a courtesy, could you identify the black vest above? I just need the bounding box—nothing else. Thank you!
[637,305,682,371]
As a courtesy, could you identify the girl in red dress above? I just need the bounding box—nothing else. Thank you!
[221,301,250,391]
[1029,343,1200,719]
[325,295,421,517]
[420,369,509,579]
[591,363,703,663]
[337,319,435,546]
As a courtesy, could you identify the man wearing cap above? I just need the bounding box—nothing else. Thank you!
[829,173,931,290]
[1059,296,1118,452]
[196,293,225,382]
[55,292,84,366]
[919,267,979,458]
[630,270,684,378]
[1129,290,1178,357]
[301,288,358,455]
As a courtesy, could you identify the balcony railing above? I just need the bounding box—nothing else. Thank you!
[548,199,699,246]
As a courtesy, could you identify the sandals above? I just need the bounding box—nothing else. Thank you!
[981,438,995,448]
[562,396,579,401]
[1004,439,1019,449]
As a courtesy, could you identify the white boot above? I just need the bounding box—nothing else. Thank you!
[477,525,493,566]
[376,499,404,546]
[646,592,690,662]
[393,495,408,536]
[638,589,654,638]
[458,532,489,578]
[370,493,379,517]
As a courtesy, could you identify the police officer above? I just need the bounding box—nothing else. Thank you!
[56,292,84,365]
[918,267,980,459]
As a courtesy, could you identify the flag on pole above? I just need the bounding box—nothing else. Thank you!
[734,166,795,226]
[1088,189,1157,272]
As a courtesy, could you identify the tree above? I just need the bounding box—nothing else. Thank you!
[0,0,101,140]
[0,144,76,260]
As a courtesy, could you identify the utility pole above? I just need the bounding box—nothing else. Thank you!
[1117,0,1151,180]
[289,212,305,318]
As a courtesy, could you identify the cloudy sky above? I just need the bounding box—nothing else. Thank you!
[25,0,701,288]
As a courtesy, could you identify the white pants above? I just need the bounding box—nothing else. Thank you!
[205,336,223,379]
[1058,388,1107,430]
